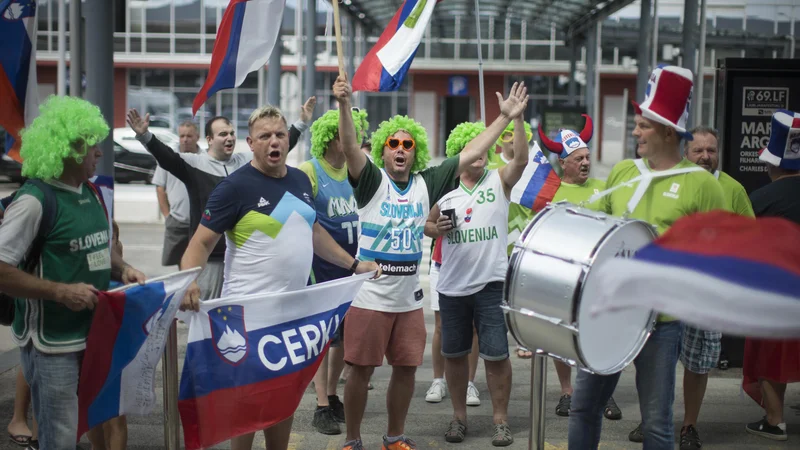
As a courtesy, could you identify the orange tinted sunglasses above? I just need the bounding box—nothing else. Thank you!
[385,137,416,150]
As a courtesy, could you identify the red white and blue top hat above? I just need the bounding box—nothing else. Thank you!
[537,114,594,159]
[632,65,694,140]
[759,109,800,171]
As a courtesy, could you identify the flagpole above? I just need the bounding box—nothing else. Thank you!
[474,0,486,123]
[331,0,346,78]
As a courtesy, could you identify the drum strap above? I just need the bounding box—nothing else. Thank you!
[587,160,704,215]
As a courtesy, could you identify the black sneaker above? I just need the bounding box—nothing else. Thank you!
[680,425,702,449]
[629,423,643,443]
[745,417,787,441]
[328,395,346,423]
[604,396,622,420]
[313,406,341,435]
[555,394,571,417]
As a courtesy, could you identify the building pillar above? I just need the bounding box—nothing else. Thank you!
[84,0,115,179]
[568,41,578,106]
[69,0,82,97]
[636,0,653,101]
[267,32,282,106]
[585,26,597,155]
[346,14,356,79]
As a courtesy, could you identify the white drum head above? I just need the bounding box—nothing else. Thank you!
[577,220,657,374]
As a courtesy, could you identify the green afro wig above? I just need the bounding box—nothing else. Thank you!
[370,115,430,172]
[20,96,109,180]
[445,121,487,158]
[496,120,533,146]
[309,108,370,159]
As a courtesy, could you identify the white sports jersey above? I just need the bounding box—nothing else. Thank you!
[355,169,430,312]
[436,169,510,296]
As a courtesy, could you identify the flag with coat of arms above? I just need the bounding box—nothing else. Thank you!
[509,142,561,212]
[177,272,374,450]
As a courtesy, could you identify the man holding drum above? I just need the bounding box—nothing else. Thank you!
[538,116,622,421]
[334,74,528,450]
[425,117,529,446]
[567,65,725,450]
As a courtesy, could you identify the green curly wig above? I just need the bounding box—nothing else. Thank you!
[20,96,109,180]
[496,120,533,146]
[309,108,370,159]
[445,121,487,158]
[370,115,430,172]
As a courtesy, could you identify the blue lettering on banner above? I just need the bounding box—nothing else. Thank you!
[180,303,350,399]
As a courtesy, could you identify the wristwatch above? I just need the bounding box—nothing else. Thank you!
[349,259,360,273]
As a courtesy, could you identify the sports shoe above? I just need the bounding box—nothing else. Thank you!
[381,435,417,449]
[425,379,447,403]
[466,382,481,406]
[342,439,363,450]
[328,395,345,423]
[312,406,341,435]
[680,425,703,449]
[555,393,571,417]
[629,423,643,443]
[745,417,787,441]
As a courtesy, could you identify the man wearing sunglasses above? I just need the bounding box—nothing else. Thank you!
[423,116,529,446]
[332,75,528,450]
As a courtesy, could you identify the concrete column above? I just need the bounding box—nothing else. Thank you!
[304,0,316,103]
[69,0,82,97]
[268,32,282,106]
[585,29,597,143]
[84,0,115,179]
[568,41,578,106]
[681,0,699,76]
[346,14,356,79]
[636,0,652,101]
[57,0,66,96]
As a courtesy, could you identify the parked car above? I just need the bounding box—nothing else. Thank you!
[112,127,180,184]
[0,154,24,184]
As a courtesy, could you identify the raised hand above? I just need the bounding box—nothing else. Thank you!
[332,75,352,103]
[496,82,529,120]
[300,96,317,123]
[126,109,151,136]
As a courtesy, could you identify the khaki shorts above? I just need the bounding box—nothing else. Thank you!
[343,306,426,367]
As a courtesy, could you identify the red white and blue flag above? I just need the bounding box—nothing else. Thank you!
[192,0,285,115]
[352,0,439,92]
[77,269,201,439]
[590,211,800,338]
[0,0,40,162]
[509,143,561,212]
[177,272,373,450]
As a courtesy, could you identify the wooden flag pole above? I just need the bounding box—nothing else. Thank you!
[331,0,346,78]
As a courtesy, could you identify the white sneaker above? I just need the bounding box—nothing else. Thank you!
[425,379,447,403]
[466,382,481,406]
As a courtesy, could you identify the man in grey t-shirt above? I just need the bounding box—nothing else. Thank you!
[153,121,201,266]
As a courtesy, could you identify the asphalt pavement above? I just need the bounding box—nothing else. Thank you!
[0,222,797,450]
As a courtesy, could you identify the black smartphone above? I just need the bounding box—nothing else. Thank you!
[441,208,457,227]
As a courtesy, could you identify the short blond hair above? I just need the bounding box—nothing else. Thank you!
[248,105,287,133]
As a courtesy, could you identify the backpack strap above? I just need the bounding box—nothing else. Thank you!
[86,181,110,223]
[21,180,58,273]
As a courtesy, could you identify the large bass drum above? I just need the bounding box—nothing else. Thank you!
[503,202,658,375]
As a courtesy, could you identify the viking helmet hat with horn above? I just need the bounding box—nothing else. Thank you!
[537,114,594,159]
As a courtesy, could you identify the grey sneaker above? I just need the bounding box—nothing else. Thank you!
[312,406,341,435]
[492,423,514,447]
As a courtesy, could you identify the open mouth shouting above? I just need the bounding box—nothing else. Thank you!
[267,149,282,163]
[393,153,407,169]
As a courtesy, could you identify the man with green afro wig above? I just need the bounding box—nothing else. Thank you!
[300,105,370,435]
[424,111,530,446]
[0,95,146,449]
[331,73,529,450]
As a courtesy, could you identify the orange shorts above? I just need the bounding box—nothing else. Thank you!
[343,306,427,367]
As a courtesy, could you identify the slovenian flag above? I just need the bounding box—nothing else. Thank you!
[589,211,800,338]
[0,0,40,162]
[192,0,285,115]
[77,269,201,439]
[178,272,374,450]
[509,142,561,212]
[352,0,439,92]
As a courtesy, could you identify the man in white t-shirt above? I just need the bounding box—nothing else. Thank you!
[153,121,202,267]
[425,114,529,447]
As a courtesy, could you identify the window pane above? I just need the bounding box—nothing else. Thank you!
[145,37,170,53]
[174,70,205,89]
[175,0,202,34]
[145,2,171,34]
[176,38,202,54]
[144,69,170,88]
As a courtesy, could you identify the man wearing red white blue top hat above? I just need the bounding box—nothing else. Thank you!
[567,65,725,450]
[742,109,800,442]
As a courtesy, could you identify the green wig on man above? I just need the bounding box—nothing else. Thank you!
[445,121,487,158]
[20,96,110,180]
[309,108,370,159]
[496,119,532,146]
[370,115,431,173]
